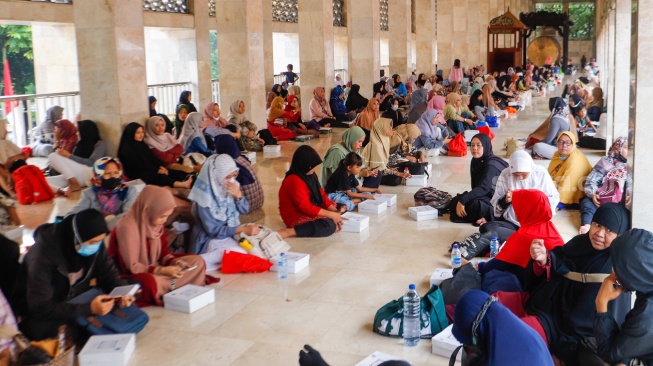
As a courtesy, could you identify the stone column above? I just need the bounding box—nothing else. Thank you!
[216,0,267,130]
[347,0,380,96]
[73,0,148,156]
[436,0,452,77]
[388,0,412,78]
[191,0,214,110]
[415,0,436,76]
[298,0,335,118]
[263,0,275,91]
[32,24,79,94]
[605,8,616,147]
[632,0,653,227]
[611,0,631,140]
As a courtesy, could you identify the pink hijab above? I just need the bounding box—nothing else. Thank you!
[427,96,446,124]
[202,102,228,128]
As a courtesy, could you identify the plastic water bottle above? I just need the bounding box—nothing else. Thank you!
[490,236,499,258]
[403,284,421,347]
[451,244,462,269]
[277,252,288,279]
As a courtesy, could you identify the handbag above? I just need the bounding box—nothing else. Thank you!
[414,187,453,210]
[485,115,499,127]
[440,263,482,305]
[380,174,403,186]
[373,285,449,339]
[596,173,626,205]
[447,133,468,157]
[236,225,290,260]
[454,232,494,260]
[68,288,149,335]
[391,161,430,177]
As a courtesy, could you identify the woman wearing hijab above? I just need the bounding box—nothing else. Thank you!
[202,102,228,128]
[450,134,508,224]
[65,157,137,230]
[355,98,380,146]
[309,87,337,128]
[52,119,78,154]
[389,123,422,159]
[30,105,63,157]
[427,94,447,123]
[46,120,106,195]
[568,94,584,118]
[360,118,411,187]
[532,98,573,160]
[548,131,592,208]
[593,228,653,366]
[118,122,192,189]
[373,81,394,111]
[381,98,404,128]
[409,79,428,112]
[452,290,553,366]
[278,145,344,238]
[586,87,603,121]
[444,92,476,134]
[390,75,407,98]
[478,189,565,280]
[179,112,212,155]
[321,126,367,186]
[266,84,282,110]
[345,84,370,113]
[174,104,190,139]
[468,89,487,122]
[188,155,264,271]
[148,96,157,117]
[109,186,206,306]
[329,86,356,124]
[227,100,248,126]
[479,150,559,242]
[143,116,193,173]
[579,137,632,234]
[13,209,133,341]
[521,203,631,365]
[215,135,264,212]
[413,109,451,151]
[481,84,507,119]
[177,91,197,116]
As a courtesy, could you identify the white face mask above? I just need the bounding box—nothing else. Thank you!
[391,104,399,111]
[227,177,237,184]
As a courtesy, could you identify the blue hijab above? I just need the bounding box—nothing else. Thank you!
[214,134,255,185]
[415,109,440,140]
[330,86,348,115]
[453,290,553,366]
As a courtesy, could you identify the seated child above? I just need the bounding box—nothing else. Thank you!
[238,121,265,152]
[324,152,382,211]
[575,106,596,136]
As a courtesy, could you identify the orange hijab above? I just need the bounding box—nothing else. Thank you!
[355,99,380,131]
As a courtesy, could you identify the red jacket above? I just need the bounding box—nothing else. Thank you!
[279,174,333,228]
[151,144,184,165]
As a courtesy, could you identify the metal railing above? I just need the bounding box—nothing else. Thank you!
[0,92,80,147]
[147,81,192,116]
[142,0,189,13]
[211,78,220,104]
[273,73,300,86]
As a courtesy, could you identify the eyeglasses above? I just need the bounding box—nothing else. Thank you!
[557,141,573,147]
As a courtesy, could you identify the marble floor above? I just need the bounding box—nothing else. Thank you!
[15,88,609,365]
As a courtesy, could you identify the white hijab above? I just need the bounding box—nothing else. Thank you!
[187,154,240,226]
[178,112,207,151]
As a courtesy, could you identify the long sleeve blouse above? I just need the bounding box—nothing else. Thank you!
[584,160,633,197]
[69,141,107,167]
[309,99,333,122]
[151,144,184,165]
[189,197,250,254]
[279,174,333,228]
[459,164,504,206]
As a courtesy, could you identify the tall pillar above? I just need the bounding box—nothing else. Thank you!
[73,0,148,156]
[416,0,436,76]
[605,8,616,146]
[298,0,334,118]
[263,0,275,91]
[436,0,452,77]
[347,0,380,96]
[191,0,214,110]
[612,0,631,140]
[632,0,653,227]
[388,0,412,78]
[216,0,267,130]
[32,24,79,94]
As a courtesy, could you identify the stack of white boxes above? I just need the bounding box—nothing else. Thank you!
[78,334,136,366]
[341,212,370,232]
[431,324,462,361]
[408,206,438,221]
[163,285,215,314]
[241,151,256,163]
[372,194,397,207]
[270,252,310,274]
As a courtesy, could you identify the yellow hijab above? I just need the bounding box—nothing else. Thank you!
[548,131,592,204]
[361,118,392,171]
[267,96,286,122]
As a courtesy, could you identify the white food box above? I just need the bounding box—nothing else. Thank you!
[464,130,479,143]
[319,127,332,134]
[426,163,433,173]
[0,225,23,241]
[270,252,310,274]
[163,285,215,314]
[408,206,438,221]
[432,324,462,361]
[342,120,356,127]
[406,175,428,186]
[357,199,388,215]
[341,212,370,232]
[78,333,136,366]
[430,268,454,286]
[263,144,281,153]
[373,193,397,207]
[241,151,256,162]
[124,179,146,194]
[355,351,406,366]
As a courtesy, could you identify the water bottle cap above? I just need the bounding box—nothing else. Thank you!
[453,244,459,249]
[491,236,498,240]
[408,284,415,290]
[280,252,285,257]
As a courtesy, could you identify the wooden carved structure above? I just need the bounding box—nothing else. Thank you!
[520,11,574,69]
[487,9,527,73]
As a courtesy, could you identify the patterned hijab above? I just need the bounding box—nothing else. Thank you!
[54,119,79,153]
[144,116,179,152]
[188,154,240,227]
[91,157,129,216]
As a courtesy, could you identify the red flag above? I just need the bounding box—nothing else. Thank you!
[3,59,15,116]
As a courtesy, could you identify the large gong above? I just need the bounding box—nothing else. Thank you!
[527,36,562,67]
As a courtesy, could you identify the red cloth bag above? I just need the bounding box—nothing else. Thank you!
[477,126,495,141]
[447,132,468,157]
[221,250,273,274]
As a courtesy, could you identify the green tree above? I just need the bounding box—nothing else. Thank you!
[534,2,594,40]
[0,25,35,95]
[210,30,219,79]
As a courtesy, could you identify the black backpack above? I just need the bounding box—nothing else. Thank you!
[414,187,452,210]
